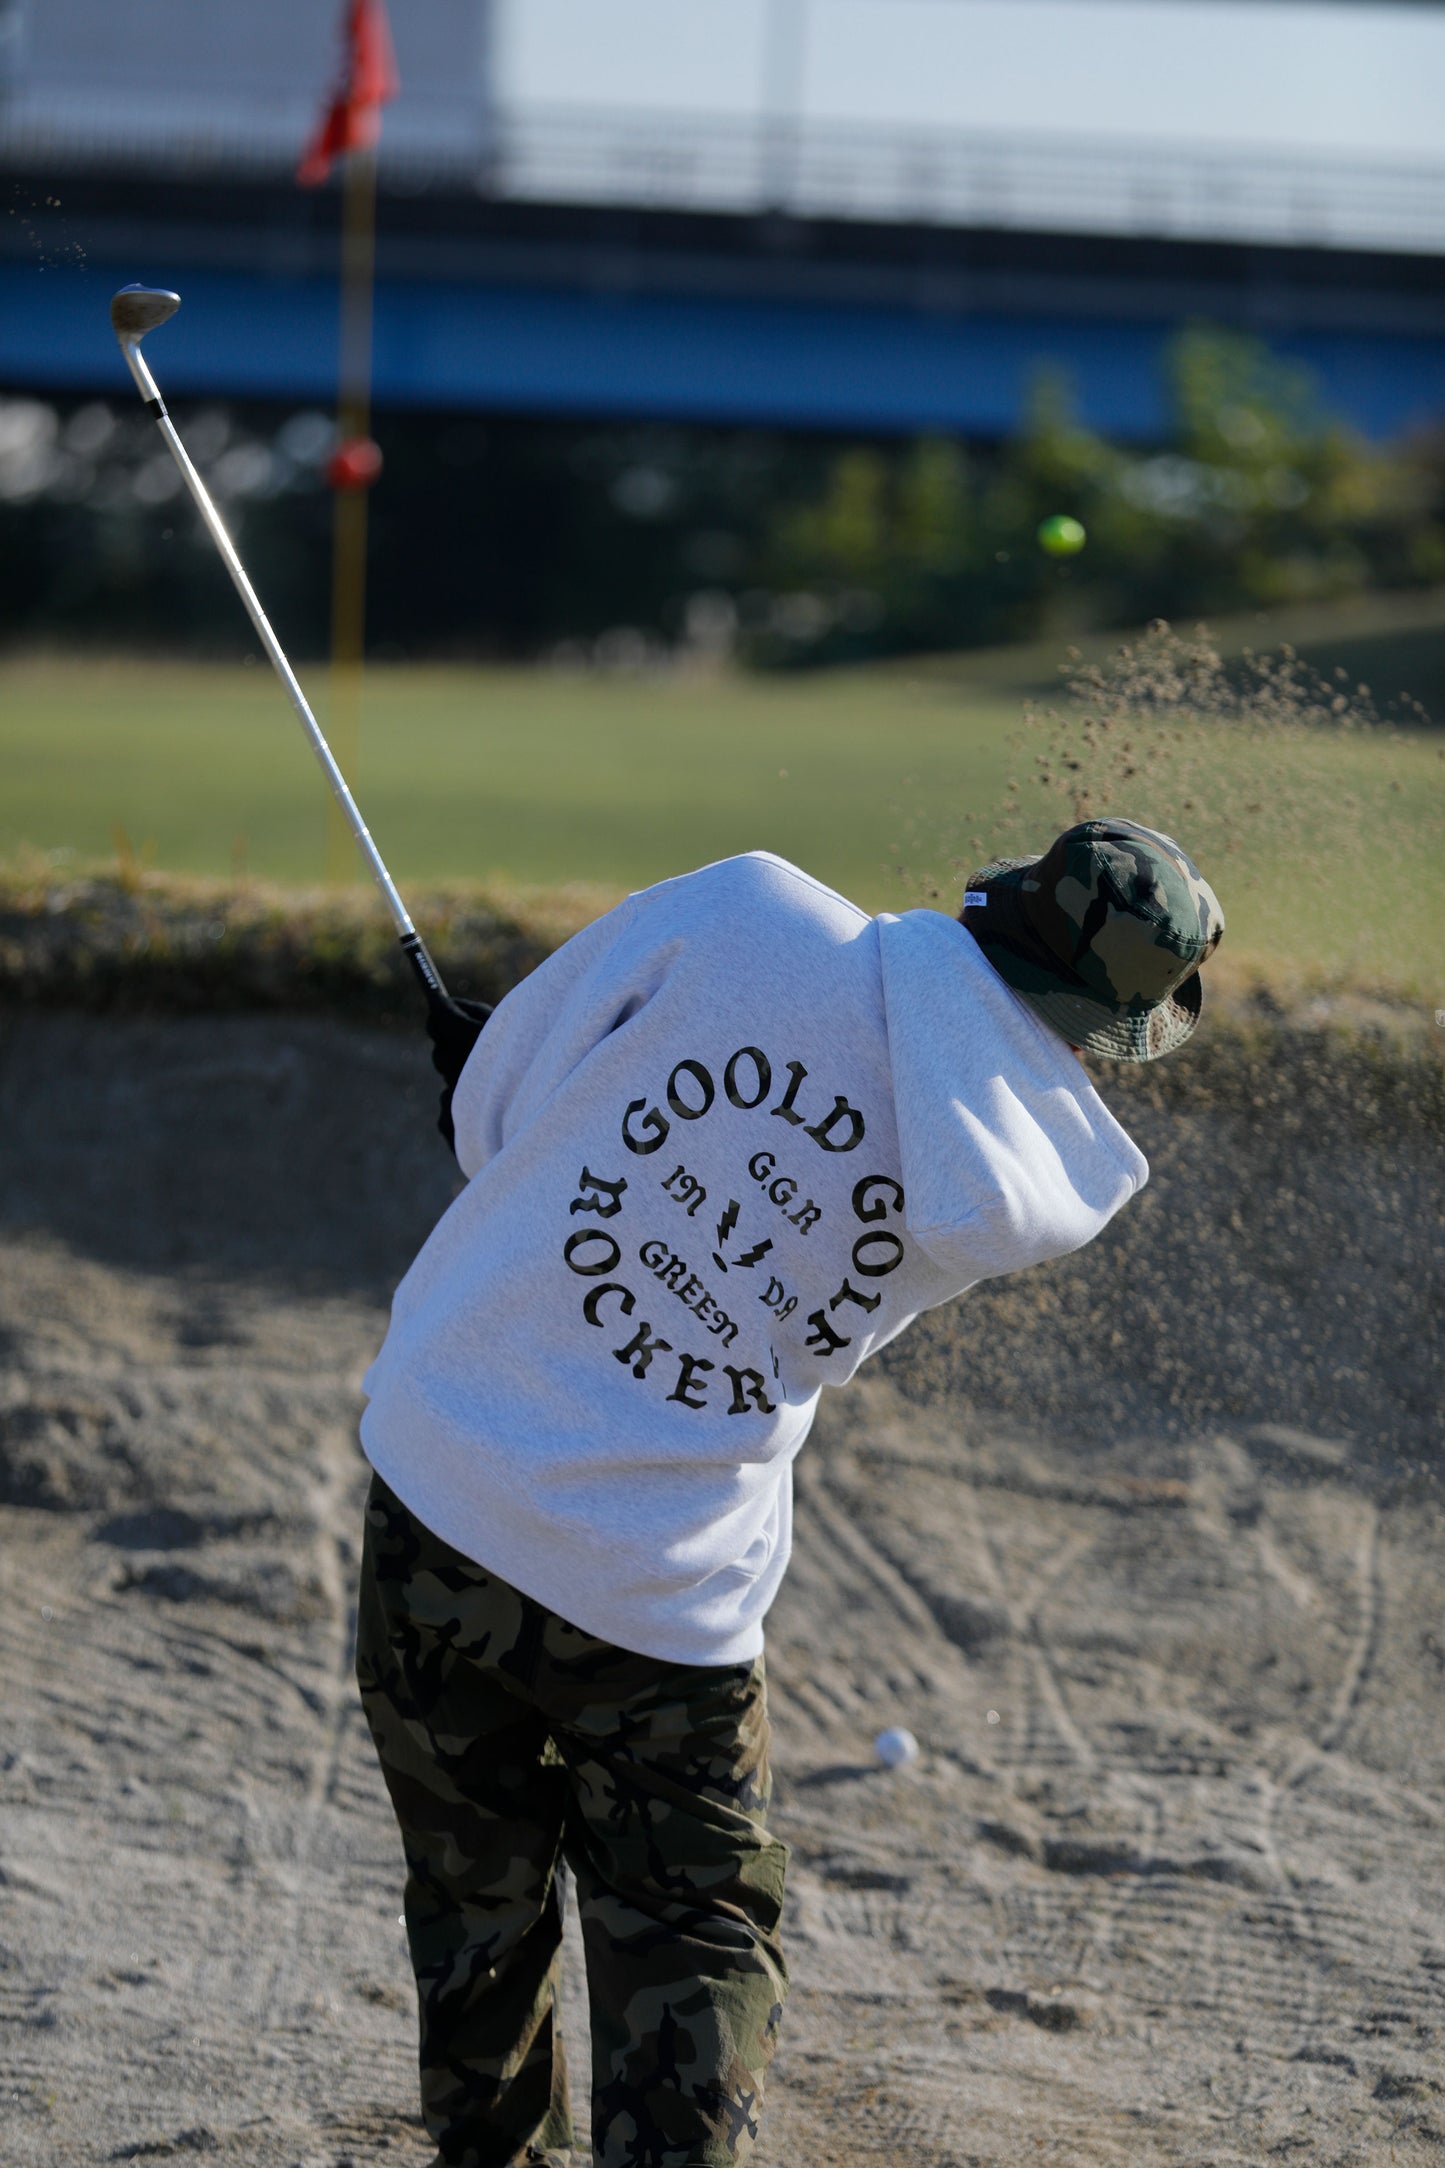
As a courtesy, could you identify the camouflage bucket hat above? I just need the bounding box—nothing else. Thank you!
[962,818,1224,1061]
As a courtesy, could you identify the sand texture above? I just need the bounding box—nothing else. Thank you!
[1,1009,1442,2166]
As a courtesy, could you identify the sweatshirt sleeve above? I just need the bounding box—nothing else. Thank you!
[877,911,1148,1289]
[450,891,649,1178]
[902,1065,1145,1284]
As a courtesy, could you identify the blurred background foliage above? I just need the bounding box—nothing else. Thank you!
[757,330,1445,667]
[1,324,1441,673]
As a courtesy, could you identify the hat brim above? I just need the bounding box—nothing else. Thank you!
[1014,969,1203,1061]
[964,854,1205,1063]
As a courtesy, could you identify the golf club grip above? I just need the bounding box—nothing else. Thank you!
[401,932,448,1010]
[119,340,448,1004]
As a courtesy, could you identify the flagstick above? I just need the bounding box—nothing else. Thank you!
[325,142,378,885]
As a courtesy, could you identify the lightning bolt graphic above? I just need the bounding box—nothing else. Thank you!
[712,1198,740,1272]
[733,1237,774,1271]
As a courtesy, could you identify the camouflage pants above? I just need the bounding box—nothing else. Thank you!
[356,1472,789,2168]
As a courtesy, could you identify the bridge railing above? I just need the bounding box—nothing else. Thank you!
[496,105,1445,258]
[3,92,1442,257]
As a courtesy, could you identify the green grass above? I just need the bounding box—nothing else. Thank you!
[1,632,1441,995]
[0,653,1018,910]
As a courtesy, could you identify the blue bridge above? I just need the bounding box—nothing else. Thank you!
[3,107,1443,441]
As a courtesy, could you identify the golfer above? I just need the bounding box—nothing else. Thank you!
[356,817,1223,2168]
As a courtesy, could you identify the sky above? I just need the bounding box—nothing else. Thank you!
[497,0,1445,161]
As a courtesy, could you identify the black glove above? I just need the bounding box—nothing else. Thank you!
[426,995,493,1155]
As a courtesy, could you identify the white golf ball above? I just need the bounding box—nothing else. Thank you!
[874,1726,920,1769]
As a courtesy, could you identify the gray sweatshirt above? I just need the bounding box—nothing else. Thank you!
[360,852,1147,1665]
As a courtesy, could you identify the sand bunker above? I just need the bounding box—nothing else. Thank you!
[1,1007,1442,2165]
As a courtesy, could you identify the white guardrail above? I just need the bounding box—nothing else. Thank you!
[498,106,1445,256]
[3,95,1443,256]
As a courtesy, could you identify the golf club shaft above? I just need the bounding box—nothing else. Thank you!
[118,339,447,1008]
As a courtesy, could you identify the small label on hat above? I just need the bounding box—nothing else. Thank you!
[963,890,989,908]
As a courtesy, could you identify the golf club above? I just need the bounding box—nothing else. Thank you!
[109,283,447,1010]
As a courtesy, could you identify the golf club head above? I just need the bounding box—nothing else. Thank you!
[110,285,181,345]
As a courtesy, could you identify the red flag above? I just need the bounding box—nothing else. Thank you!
[297,0,399,187]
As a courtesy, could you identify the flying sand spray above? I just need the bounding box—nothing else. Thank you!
[109,283,448,1011]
